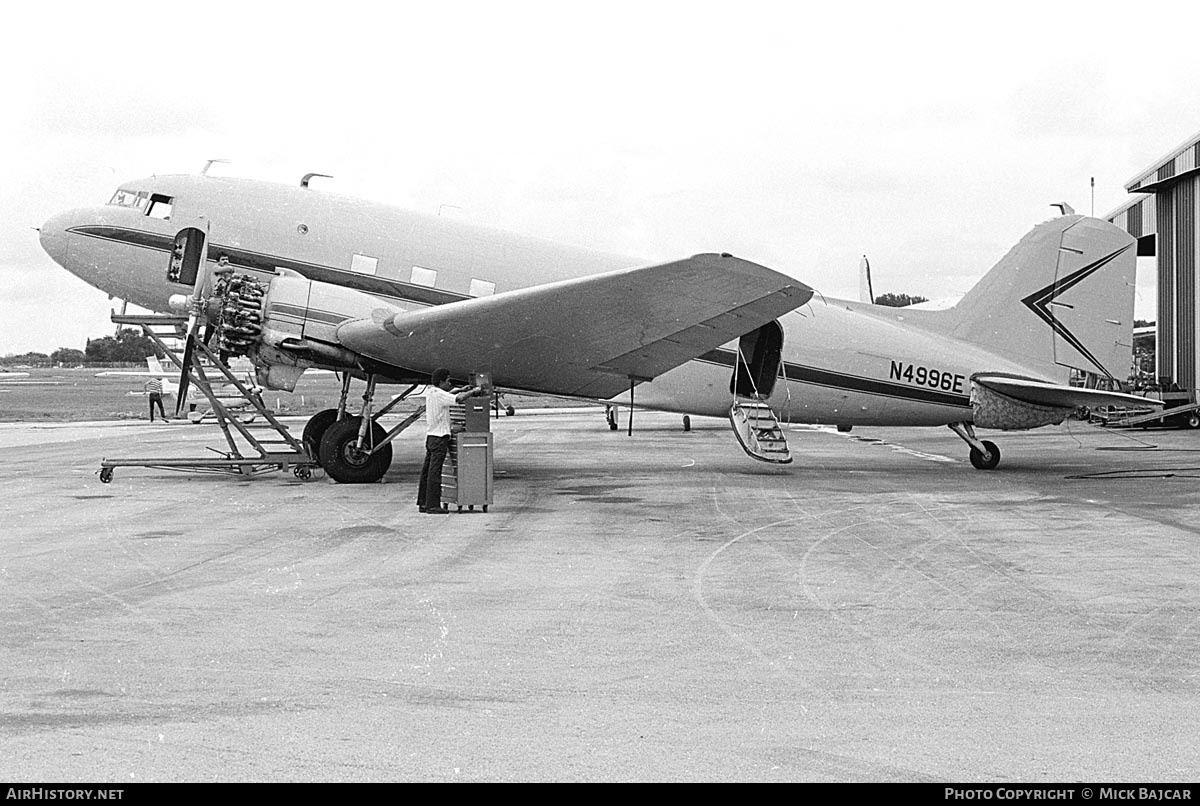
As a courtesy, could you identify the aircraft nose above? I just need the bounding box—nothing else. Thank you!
[38,210,72,266]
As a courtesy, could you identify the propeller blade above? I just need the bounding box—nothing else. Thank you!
[175,331,196,417]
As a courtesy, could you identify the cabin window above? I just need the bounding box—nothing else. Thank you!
[146,194,174,220]
[350,254,378,275]
[469,279,496,297]
[410,266,437,287]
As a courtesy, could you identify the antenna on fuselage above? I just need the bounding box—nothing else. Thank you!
[201,159,231,176]
[301,173,333,189]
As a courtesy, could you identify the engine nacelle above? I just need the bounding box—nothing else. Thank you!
[971,380,1071,430]
[207,269,401,392]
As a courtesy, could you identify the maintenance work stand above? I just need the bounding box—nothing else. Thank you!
[98,314,318,482]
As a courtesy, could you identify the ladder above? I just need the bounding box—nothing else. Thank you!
[728,398,792,464]
[98,314,318,482]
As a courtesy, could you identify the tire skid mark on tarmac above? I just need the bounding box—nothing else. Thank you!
[986,494,1200,683]
[766,467,1097,669]
[702,479,1025,688]
[692,515,812,712]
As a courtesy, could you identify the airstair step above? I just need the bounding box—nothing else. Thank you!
[728,400,792,465]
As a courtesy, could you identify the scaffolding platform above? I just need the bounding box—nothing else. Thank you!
[98,315,318,483]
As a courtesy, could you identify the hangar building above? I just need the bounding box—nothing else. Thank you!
[1106,128,1200,396]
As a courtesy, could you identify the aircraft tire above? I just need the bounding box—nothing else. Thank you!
[319,417,392,484]
[969,440,1001,470]
[303,409,341,465]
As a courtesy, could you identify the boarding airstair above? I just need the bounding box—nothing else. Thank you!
[728,398,792,464]
[98,314,317,482]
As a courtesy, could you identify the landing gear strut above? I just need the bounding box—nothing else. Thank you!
[303,373,424,484]
[949,422,1000,470]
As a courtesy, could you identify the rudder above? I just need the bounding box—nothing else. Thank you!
[943,215,1136,381]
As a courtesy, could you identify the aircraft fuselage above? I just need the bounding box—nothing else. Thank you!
[40,175,1047,429]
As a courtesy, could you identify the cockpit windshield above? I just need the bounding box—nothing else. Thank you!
[108,188,150,210]
[107,188,174,220]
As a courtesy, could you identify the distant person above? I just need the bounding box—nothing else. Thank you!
[144,376,168,422]
[418,368,481,514]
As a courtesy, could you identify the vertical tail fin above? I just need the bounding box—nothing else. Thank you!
[943,215,1136,381]
[147,356,164,375]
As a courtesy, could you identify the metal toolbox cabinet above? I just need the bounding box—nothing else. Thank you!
[440,431,493,512]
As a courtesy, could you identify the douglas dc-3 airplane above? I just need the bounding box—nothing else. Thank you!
[38,172,1157,482]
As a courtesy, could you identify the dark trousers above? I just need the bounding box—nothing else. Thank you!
[149,392,166,421]
[417,435,451,510]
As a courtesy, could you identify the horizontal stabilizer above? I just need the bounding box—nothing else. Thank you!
[337,253,813,398]
[974,374,1161,411]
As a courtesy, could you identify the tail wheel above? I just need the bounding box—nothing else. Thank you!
[318,416,392,483]
[969,440,1001,470]
[302,409,341,465]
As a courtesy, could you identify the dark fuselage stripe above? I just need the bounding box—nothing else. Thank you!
[70,225,468,308]
[698,349,971,408]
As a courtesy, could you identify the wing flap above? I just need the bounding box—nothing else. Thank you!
[336,253,813,398]
[974,374,1161,410]
[593,288,803,378]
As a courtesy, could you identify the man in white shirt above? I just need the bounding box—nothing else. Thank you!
[418,368,482,514]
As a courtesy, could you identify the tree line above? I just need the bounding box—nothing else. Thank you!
[1,330,163,367]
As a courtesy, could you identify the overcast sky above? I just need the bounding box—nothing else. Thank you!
[2,0,1196,355]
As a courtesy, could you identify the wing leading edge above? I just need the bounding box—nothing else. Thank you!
[336,253,813,398]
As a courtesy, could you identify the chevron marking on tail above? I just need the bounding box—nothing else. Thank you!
[1019,243,1134,378]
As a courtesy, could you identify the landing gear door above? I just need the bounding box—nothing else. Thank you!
[168,227,207,287]
[730,321,784,399]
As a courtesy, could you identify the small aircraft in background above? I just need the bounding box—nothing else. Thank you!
[97,355,261,423]
[39,171,1157,481]
[96,355,179,397]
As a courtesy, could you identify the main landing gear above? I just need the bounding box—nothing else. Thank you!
[302,373,424,484]
[948,422,1000,470]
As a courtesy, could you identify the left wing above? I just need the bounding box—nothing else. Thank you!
[336,253,812,398]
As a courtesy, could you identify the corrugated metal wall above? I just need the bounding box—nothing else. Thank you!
[1106,129,1200,393]
[1157,190,1176,383]
[1173,181,1195,388]
[1181,179,1198,389]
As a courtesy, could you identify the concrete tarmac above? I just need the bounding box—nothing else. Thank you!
[2,411,1199,782]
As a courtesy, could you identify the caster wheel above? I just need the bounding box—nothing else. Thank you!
[99,468,113,484]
